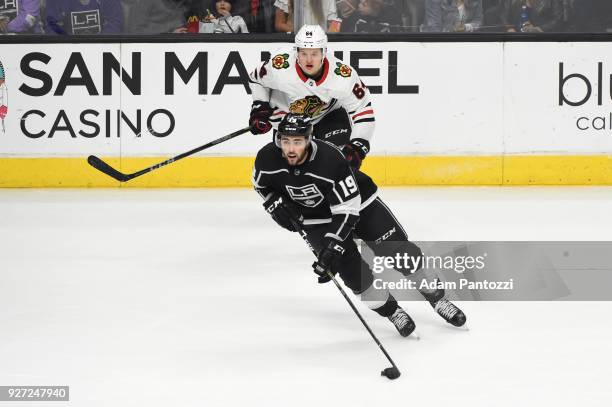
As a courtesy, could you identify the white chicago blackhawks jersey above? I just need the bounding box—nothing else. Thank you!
[248,47,375,143]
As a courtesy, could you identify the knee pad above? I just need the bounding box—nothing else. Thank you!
[335,250,374,294]
[371,240,424,276]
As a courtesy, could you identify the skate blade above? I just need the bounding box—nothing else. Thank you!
[410,330,421,340]
[448,324,469,331]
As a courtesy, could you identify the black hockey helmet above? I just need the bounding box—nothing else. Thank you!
[275,114,313,148]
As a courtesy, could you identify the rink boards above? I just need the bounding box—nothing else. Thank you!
[1,41,612,186]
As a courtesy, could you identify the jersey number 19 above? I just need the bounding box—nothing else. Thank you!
[339,175,358,198]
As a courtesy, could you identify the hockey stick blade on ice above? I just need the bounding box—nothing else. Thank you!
[289,218,401,380]
[87,126,251,182]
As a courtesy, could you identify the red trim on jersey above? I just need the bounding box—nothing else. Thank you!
[295,62,308,82]
[295,58,330,86]
[352,109,374,120]
[316,59,330,85]
[272,110,287,116]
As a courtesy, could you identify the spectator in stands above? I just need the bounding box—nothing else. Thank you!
[45,0,123,34]
[274,0,338,32]
[565,0,612,33]
[0,0,41,33]
[400,0,426,32]
[203,0,249,32]
[244,0,275,32]
[421,0,483,32]
[128,0,189,34]
[502,0,565,32]
[337,0,359,20]
[184,0,207,31]
[340,0,403,33]
[185,0,249,32]
[481,0,504,30]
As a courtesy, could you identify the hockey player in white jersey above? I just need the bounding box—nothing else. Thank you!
[248,25,467,329]
[249,24,373,170]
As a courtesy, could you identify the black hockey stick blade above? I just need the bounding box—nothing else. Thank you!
[381,366,401,380]
[87,155,131,182]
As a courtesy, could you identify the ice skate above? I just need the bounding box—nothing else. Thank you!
[388,307,417,338]
[431,298,467,327]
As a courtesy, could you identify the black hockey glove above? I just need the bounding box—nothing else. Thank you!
[249,101,274,135]
[341,138,370,170]
[263,192,301,232]
[312,238,345,284]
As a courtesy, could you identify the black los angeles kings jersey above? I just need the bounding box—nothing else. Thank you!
[253,140,361,242]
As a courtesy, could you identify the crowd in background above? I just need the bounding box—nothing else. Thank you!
[0,0,611,35]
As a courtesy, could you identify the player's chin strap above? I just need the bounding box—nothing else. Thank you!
[287,217,401,380]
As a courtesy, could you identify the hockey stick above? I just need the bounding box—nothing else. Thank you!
[288,218,401,380]
[87,126,252,182]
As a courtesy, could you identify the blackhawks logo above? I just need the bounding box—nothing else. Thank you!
[289,96,326,117]
[334,62,352,78]
[272,53,290,69]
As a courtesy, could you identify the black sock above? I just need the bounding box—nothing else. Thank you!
[372,294,399,317]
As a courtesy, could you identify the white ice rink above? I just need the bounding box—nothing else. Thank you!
[1,187,611,407]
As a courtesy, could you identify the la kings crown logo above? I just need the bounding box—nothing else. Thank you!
[286,184,324,208]
[71,9,101,34]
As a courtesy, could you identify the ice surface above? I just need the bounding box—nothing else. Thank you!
[1,187,611,407]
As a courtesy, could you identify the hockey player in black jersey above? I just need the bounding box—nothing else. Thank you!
[248,26,466,330]
[253,114,418,337]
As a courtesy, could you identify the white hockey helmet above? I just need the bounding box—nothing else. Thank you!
[294,25,328,54]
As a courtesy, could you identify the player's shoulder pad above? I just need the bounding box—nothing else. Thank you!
[328,54,355,79]
[255,141,283,170]
[312,139,350,170]
[270,46,294,70]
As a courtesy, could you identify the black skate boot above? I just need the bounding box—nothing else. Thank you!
[388,307,416,337]
[431,298,466,327]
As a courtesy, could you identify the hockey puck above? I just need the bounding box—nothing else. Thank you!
[381,367,401,380]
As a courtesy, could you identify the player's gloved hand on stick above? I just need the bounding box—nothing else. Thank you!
[263,192,301,232]
[313,238,345,283]
[341,138,370,170]
[249,101,273,135]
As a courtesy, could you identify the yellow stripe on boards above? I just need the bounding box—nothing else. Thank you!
[361,156,504,185]
[1,155,612,187]
[0,157,256,188]
[502,155,612,185]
